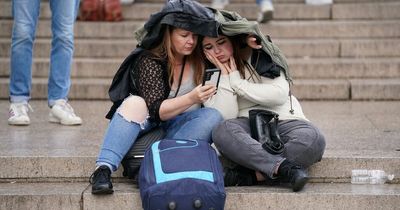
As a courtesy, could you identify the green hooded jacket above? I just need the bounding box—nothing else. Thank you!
[213,9,293,84]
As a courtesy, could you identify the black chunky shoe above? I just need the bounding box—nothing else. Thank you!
[223,165,257,187]
[90,165,114,195]
[278,160,308,192]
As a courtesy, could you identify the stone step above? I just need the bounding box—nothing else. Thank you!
[1,19,399,39]
[84,183,400,210]
[0,78,347,100]
[0,2,330,21]
[2,78,400,100]
[0,182,85,210]
[2,38,400,58]
[0,78,110,99]
[258,20,400,39]
[351,79,400,100]
[0,0,394,3]
[1,152,399,183]
[1,1,399,20]
[1,57,399,79]
[332,2,400,20]
[0,101,399,181]
[0,182,399,210]
[289,57,400,79]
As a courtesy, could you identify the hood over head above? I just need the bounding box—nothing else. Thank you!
[135,0,219,49]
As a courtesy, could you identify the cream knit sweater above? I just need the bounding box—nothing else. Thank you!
[204,68,308,121]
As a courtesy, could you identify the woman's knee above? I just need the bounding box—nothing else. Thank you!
[313,128,326,161]
[12,23,35,42]
[201,108,223,125]
[293,125,326,166]
[117,95,148,123]
[306,125,326,158]
[212,119,243,147]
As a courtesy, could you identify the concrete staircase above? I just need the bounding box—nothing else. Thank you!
[1,100,399,210]
[0,0,399,209]
[1,0,400,100]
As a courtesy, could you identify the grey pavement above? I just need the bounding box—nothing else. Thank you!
[0,100,399,182]
[2,100,399,157]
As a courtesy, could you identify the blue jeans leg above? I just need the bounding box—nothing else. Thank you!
[163,108,223,144]
[96,113,153,172]
[9,0,41,103]
[47,0,80,106]
[256,0,273,7]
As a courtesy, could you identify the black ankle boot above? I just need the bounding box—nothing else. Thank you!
[223,165,257,187]
[90,165,114,195]
[249,109,284,154]
[278,160,308,192]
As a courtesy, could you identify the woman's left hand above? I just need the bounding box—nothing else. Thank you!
[246,34,262,49]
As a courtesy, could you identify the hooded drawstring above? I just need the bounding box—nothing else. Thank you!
[253,50,295,115]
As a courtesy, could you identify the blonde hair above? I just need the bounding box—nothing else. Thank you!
[151,25,205,87]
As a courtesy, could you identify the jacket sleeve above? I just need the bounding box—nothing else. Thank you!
[133,54,169,123]
[203,75,239,120]
[229,71,288,107]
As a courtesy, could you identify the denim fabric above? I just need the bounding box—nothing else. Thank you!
[96,113,156,172]
[9,0,80,106]
[162,107,223,144]
[256,0,272,6]
[97,108,223,171]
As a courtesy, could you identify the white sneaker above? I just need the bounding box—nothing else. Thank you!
[8,102,32,125]
[49,99,82,125]
[211,0,229,9]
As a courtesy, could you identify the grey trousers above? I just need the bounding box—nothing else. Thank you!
[212,117,326,178]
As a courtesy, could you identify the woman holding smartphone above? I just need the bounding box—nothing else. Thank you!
[89,0,222,195]
[201,18,326,191]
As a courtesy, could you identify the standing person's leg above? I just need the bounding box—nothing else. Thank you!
[8,0,40,125]
[278,120,326,168]
[47,0,82,125]
[257,0,274,23]
[163,107,223,144]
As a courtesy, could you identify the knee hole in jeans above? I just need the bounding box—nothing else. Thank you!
[117,95,148,123]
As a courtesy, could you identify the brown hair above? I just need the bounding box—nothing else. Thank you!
[199,34,248,79]
[229,35,247,79]
[150,25,205,87]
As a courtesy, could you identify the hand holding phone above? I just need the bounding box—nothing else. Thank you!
[202,68,221,89]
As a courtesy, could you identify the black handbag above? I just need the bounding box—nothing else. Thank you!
[249,109,284,154]
[121,127,166,179]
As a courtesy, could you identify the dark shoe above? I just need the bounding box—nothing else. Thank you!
[90,165,114,195]
[223,165,257,187]
[278,160,308,192]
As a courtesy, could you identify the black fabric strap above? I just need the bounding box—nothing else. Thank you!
[174,56,186,98]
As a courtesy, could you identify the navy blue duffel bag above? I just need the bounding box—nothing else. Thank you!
[139,139,226,210]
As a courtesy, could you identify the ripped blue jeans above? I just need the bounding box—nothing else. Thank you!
[96,106,222,172]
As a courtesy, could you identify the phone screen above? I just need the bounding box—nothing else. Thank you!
[202,68,221,88]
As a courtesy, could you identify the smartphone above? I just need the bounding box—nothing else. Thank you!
[202,68,221,89]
